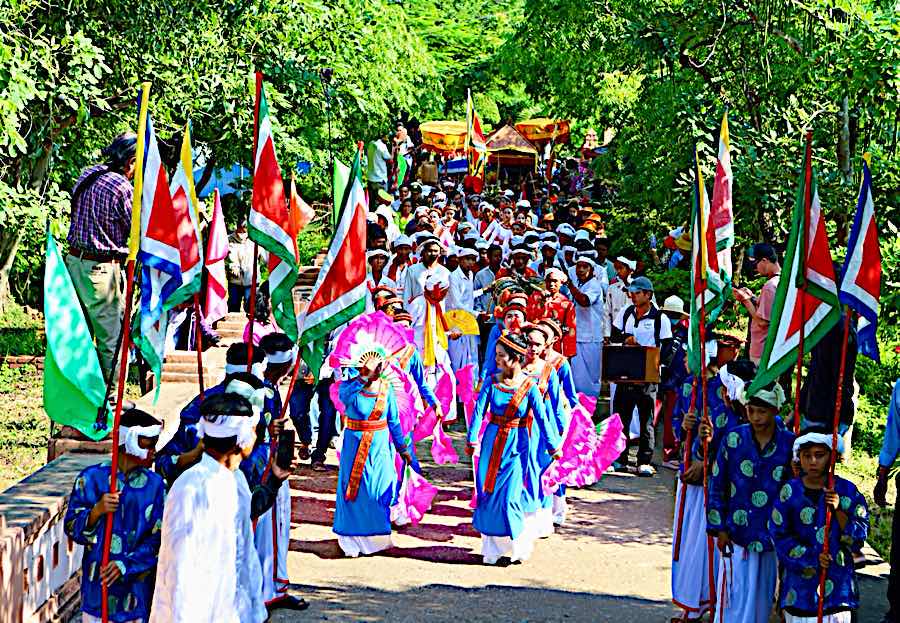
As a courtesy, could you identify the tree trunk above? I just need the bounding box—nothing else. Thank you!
[0,226,26,314]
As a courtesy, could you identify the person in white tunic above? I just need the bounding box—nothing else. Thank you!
[602,256,636,339]
[403,236,452,420]
[365,249,398,312]
[446,247,482,379]
[150,393,267,623]
[567,255,606,396]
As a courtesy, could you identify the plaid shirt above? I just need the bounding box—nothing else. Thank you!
[67,165,132,256]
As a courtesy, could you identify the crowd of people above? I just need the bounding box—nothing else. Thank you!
[58,129,899,623]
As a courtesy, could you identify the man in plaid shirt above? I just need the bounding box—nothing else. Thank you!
[65,132,137,385]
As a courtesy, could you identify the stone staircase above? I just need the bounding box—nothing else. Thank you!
[157,250,326,385]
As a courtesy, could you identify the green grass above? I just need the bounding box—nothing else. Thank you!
[836,450,895,562]
[0,364,50,491]
[0,304,45,356]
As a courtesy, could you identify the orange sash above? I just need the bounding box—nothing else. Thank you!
[484,378,533,494]
[345,383,388,502]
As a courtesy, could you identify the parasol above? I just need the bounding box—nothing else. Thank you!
[420,120,467,155]
[514,118,571,146]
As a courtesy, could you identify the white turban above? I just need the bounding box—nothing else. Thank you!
[743,382,786,410]
[793,432,845,462]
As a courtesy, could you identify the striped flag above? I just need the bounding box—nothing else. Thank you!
[748,138,841,395]
[204,189,229,325]
[839,154,882,361]
[687,146,716,374]
[131,94,184,399]
[708,112,735,303]
[167,123,204,304]
[298,149,368,377]
[465,89,487,177]
[248,72,299,341]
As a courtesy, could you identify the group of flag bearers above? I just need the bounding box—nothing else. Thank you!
[670,115,883,623]
[46,69,886,623]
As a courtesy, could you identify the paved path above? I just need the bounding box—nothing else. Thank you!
[268,429,891,622]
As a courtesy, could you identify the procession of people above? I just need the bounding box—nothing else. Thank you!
[56,116,894,623]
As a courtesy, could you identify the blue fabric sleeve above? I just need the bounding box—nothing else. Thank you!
[878,380,900,467]
[468,378,492,446]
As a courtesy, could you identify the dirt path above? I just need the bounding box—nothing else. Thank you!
[271,428,891,622]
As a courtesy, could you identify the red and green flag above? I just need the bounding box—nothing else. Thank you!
[248,72,299,341]
[465,89,487,178]
[747,138,841,395]
[298,150,368,377]
[687,146,716,374]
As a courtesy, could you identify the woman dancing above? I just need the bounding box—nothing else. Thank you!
[466,331,562,564]
[333,357,413,557]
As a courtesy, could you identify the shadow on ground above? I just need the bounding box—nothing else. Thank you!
[269,582,674,623]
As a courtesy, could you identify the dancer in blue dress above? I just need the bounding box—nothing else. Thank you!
[467,331,562,564]
[333,358,412,557]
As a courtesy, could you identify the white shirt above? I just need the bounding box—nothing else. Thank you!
[572,276,605,343]
[446,267,476,312]
[151,453,262,623]
[403,261,451,352]
[483,221,513,251]
[613,304,673,347]
[365,271,398,312]
[367,140,391,184]
[604,278,631,338]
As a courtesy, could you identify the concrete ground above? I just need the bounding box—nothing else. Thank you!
[269,432,892,623]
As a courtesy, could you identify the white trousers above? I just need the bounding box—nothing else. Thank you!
[671,481,717,614]
[713,544,776,623]
[254,480,291,603]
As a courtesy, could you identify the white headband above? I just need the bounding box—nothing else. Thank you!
[743,382,786,410]
[224,358,267,381]
[793,432,845,462]
[718,365,746,402]
[119,424,161,460]
[196,413,259,450]
[545,268,568,283]
[265,346,296,365]
[225,379,274,418]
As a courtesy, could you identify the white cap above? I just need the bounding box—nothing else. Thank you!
[457,247,479,259]
[556,223,576,238]
[516,199,531,208]
[475,239,489,250]
[434,191,447,202]
[545,267,568,282]
[615,256,637,271]
[661,295,687,316]
[575,229,591,242]
[479,201,494,211]
[503,189,515,198]
[392,234,412,249]
[366,249,390,261]
[457,221,473,232]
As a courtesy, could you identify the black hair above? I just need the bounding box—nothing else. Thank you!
[725,359,757,383]
[595,237,610,247]
[259,332,293,356]
[102,133,137,172]
[488,244,503,256]
[119,407,161,428]
[224,371,263,390]
[574,239,594,252]
[225,342,265,366]
[199,393,253,451]
[367,222,387,244]
[750,243,778,263]
[497,333,529,365]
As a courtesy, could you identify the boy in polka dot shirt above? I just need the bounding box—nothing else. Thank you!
[769,429,869,623]
[706,382,795,622]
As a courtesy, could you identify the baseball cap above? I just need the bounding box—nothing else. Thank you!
[749,243,777,263]
[627,276,654,292]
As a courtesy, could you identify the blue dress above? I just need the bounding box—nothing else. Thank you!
[64,462,165,622]
[526,363,567,511]
[554,357,578,408]
[468,375,561,538]
[770,476,868,616]
[334,379,408,537]
[706,423,795,551]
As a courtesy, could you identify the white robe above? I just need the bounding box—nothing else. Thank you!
[150,453,265,623]
[671,481,717,615]
[572,275,605,396]
[713,544,776,623]
[446,267,480,378]
[254,481,291,603]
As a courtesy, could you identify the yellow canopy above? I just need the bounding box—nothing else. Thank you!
[515,118,571,145]
[420,120,467,154]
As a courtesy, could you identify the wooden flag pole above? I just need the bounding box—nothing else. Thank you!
[698,302,717,614]
[672,377,697,562]
[100,259,137,623]
[193,293,205,398]
[793,131,814,437]
[816,307,853,623]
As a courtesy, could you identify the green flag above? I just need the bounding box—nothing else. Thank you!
[43,231,110,439]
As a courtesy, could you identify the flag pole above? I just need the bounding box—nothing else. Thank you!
[698,302,716,614]
[816,306,852,622]
[247,71,263,370]
[193,293,205,398]
[99,259,137,623]
[100,81,151,623]
[672,377,696,562]
[793,131,813,437]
